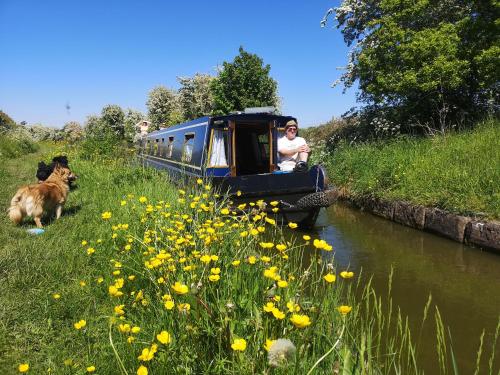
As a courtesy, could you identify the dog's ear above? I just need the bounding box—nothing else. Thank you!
[52,155,69,167]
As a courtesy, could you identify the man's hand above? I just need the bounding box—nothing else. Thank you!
[298,144,310,153]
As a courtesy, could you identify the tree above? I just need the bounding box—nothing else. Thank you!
[323,0,499,132]
[147,86,182,131]
[62,121,84,143]
[28,124,59,141]
[211,47,279,115]
[101,104,125,138]
[178,73,215,120]
[124,109,145,142]
[84,115,106,138]
[0,110,16,132]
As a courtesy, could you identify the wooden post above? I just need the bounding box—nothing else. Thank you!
[229,121,236,176]
[269,121,276,172]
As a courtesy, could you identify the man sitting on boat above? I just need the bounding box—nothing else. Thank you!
[278,120,311,172]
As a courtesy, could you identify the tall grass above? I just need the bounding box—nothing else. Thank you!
[0,145,498,374]
[317,119,500,218]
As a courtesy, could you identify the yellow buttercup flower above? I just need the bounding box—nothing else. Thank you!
[164,300,175,310]
[323,273,336,283]
[156,330,172,344]
[263,302,275,312]
[337,305,353,315]
[137,344,158,361]
[265,217,276,225]
[277,280,288,288]
[232,259,240,267]
[271,308,286,320]
[18,363,29,372]
[247,256,257,264]
[200,255,211,264]
[288,222,298,229]
[302,235,311,241]
[290,314,312,328]
[264,339,276,351]
[86,365,96,373]
[131,326,141,334]
[74,319,86,330]
[340,271,354,279]
[118,323,131,333]
[177,303,191,312]
[220,208,230,215]
[209,274,220,282]
[172,282,189,295]
[275,244,287,252]
[52,293,61,300]
[101,211,112,220]
[231,338,247,351]
[114,305,125,316]
[196,178,203,185]
[286,300,301,312]
[137,365,148,375]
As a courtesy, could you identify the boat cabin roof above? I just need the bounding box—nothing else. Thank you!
[146,113,296,138]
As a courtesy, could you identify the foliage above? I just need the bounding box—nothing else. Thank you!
[26,124,59,142]
[101,104,125,138]
[211,47,279,115]
[323,0,499,132]
[147,86,182,131]
[177,73,215,121]
[62,121,84,143]
[318,118,500,218]
[0,110,16,132]
[0,133,39,159]
[124,109,145,142]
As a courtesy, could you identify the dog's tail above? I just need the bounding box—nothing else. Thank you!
[8,188,27,225]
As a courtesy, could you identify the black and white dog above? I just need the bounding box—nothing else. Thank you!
[36,156,77,186]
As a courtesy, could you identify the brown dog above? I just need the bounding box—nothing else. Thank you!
[8,164,76,228]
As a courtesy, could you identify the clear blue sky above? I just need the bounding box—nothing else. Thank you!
[0,0,357,128]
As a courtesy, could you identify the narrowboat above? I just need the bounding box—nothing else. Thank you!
[137,108,337,228]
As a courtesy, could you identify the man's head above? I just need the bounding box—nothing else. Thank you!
[284,120,298,140]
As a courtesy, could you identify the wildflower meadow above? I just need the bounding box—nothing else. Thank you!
[1,146,498,374]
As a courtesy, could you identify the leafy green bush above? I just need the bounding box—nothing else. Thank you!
[0,133,39,159]
[79,132,131,160]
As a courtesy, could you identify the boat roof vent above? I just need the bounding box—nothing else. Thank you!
[243,106,277,114]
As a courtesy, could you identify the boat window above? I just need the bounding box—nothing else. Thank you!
[182,133,195,163]
[208,129,228,167]
[160,138,165,157]
[166,136,174,158]
[154,139,160,156]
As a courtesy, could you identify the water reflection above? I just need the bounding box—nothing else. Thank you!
[299,203,500,374]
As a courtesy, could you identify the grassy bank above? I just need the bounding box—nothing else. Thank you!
[0,146,497,374]
[314,119,499,219]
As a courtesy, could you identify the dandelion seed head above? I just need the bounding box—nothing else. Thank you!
[267,339,296,367]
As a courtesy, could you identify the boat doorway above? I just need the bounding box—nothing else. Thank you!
[232,121,275,176]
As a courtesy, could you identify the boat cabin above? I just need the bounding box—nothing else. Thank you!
[138,109,332,227]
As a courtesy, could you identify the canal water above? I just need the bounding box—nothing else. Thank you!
[305,203,500,374]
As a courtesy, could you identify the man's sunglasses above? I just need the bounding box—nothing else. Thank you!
[286,127,297,132]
